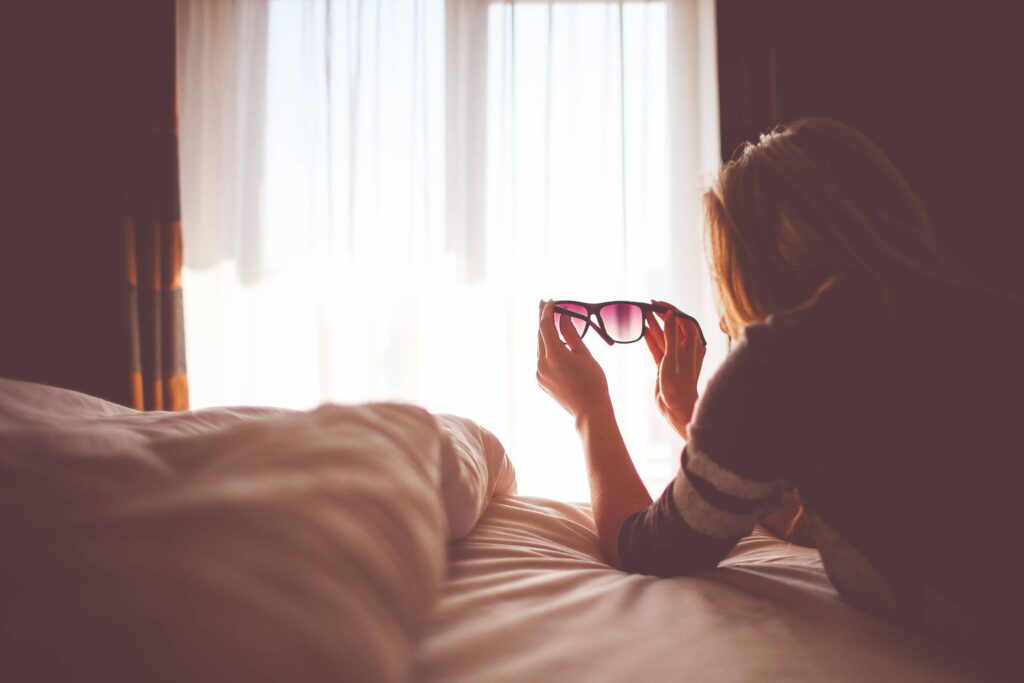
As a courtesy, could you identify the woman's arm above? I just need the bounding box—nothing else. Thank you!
[538,300,792,575]
[535,301,651,566]
[574,401,652,567]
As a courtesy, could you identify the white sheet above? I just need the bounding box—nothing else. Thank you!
[0,378,990,682]
[0,378,510,683]
[414,496,990,682]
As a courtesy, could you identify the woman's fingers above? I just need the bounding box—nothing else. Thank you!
[537,301,549,358]
[645,310,665,349]
[654,301,703,350]
[558,310,592,357]
[651,300,675,322]
[539,300,565,357]
[677,318,706,365]
[644,310,665,359]
[644,328,664,365]
[654,303,689,366]
[660,312,699,354]
[664,312,679,370]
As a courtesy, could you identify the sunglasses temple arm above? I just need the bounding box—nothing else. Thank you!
[592,326,615,346]
[553,306,614,345]
[648,304,708,347]
[552,306,589,321]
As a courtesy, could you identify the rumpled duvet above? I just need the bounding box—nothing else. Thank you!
[0,378,515,683]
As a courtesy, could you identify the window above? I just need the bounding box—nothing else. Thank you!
[178,0,722,500]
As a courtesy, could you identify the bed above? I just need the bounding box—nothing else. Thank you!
[415,497,986,681]
[0,378,990,681]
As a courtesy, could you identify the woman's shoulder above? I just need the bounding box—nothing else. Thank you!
[743,276,885,356]
[741,274,1024,397]
[701,282,869,415]
[743,273,1019,348]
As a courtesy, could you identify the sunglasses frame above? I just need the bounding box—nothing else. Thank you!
[553,300,708,347]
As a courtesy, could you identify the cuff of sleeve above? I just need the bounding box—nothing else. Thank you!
[616,508,646,573]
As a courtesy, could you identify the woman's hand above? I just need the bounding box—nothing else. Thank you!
[536,300,611,421]
[643,301,706,440]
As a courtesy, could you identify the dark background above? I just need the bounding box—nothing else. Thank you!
[1,1,1021,402]
[1,1,158,403]
[717,0,1022,294]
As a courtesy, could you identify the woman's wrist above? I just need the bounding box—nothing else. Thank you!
[574,397,615,433]
[657,395,695,441]
[672,391,698,423]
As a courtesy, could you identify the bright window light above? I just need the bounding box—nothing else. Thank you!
[179,0,722,502]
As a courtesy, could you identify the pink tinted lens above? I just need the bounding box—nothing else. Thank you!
[554,303,590,341]
[599,303,644,342]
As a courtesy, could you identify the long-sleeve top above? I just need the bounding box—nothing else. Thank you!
[617,276,1021,669]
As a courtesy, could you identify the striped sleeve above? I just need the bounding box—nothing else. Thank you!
[618,328,790,576]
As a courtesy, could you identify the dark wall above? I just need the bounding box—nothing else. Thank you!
[716,0,1022,294]
[1,2,152,403]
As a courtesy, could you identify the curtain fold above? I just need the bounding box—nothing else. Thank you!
[121,0,189,411]
[179,0,720,499]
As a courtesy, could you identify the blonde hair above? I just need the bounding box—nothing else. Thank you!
[704,117,962,336]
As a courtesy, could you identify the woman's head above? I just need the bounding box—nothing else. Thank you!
[704,117,959,337]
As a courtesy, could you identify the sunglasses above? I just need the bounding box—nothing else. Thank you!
[553,300,707,347]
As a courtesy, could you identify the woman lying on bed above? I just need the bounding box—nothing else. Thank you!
[536,117,1019,669]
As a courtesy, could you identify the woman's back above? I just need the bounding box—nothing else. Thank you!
[752,276,1021,659]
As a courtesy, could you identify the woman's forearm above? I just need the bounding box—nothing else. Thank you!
[575,400,653,568]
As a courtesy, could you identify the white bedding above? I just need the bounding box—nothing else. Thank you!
[414,497,989,682]
[0,378,511,682]
[0,378,989,681]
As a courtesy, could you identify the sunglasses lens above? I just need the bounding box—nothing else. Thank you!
[554,303,590,342]
[599,303,644,343]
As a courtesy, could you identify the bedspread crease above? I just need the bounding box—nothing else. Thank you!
[0,378,512,683]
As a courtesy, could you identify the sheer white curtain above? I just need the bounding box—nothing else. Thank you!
[177,0,723,501]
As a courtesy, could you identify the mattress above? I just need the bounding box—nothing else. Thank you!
[414,495,989,682]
